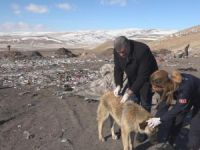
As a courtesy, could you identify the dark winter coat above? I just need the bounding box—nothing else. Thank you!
[160,73,200,122]
[114,40,158,93]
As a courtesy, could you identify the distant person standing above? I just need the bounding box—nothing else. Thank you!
[184,44,190,58]
[113,36,158,142]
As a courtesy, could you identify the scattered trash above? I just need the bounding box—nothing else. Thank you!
[23,131,35,139]
[61,138,67,143]
[178,67,198,72]
[0,56,106,98]
[18,91,31,96]
[27,103,32,107]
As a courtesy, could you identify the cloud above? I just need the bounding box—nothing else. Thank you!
[100,0,127,6]
[0,22,47,32]
[11,3,21,15]
[56,3,73,11]
[26,3,48,14]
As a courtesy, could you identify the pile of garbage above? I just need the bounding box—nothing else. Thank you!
[0,56,110,98]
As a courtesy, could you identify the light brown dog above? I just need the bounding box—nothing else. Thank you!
[97,91,156,150]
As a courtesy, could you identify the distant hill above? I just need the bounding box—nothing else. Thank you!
[149,25,200,54]
[90,25,200,57]
[0,29,176,51]
[90,40,113,53]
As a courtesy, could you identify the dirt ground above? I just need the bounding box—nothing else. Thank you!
[0,86,190,150]
[0,87,133,150]
[0,54,200,150]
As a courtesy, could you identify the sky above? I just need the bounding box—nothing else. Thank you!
[0,0,200,32]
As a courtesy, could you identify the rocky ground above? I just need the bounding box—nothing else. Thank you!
[0,50,200,150]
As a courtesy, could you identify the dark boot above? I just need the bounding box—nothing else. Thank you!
[156,142,175,150]
[168,136,177,149]
[136,133,148,143]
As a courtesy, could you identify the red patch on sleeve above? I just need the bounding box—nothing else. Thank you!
[179,99,187,104]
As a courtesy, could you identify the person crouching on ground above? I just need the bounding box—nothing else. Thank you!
[147,70,200,150]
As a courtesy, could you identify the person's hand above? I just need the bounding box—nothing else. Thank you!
[120,89,133,103]
[120,93,129,103]
[127,89,133,95]
[113,85,121,97]
[147,118,161,128]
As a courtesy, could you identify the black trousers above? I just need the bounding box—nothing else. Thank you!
[155,101,189,144]
[188,110,200,150]
[122,82,153,112]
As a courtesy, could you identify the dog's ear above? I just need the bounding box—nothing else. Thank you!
[139,121,148,130]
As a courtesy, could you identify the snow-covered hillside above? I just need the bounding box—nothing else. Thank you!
[0,28,177,49]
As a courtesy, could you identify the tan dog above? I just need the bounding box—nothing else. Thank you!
[97,91,156,150]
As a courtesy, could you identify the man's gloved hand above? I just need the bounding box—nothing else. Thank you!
[120,92,129,103]
[147,118,161,128]
[113,85,121,97]
[120,89,133,103]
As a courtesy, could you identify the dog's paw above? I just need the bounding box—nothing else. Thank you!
[112,134,118,140]
[99,137,105,142]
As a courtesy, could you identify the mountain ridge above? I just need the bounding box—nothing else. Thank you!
[0,28,176,50]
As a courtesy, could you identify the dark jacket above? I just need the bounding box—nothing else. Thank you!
[114,40,158,93]
[161,73,200,122]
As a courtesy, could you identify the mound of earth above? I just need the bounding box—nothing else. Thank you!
[29,51,43,59]
[55,48,77,57]
[2,51,26,59]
